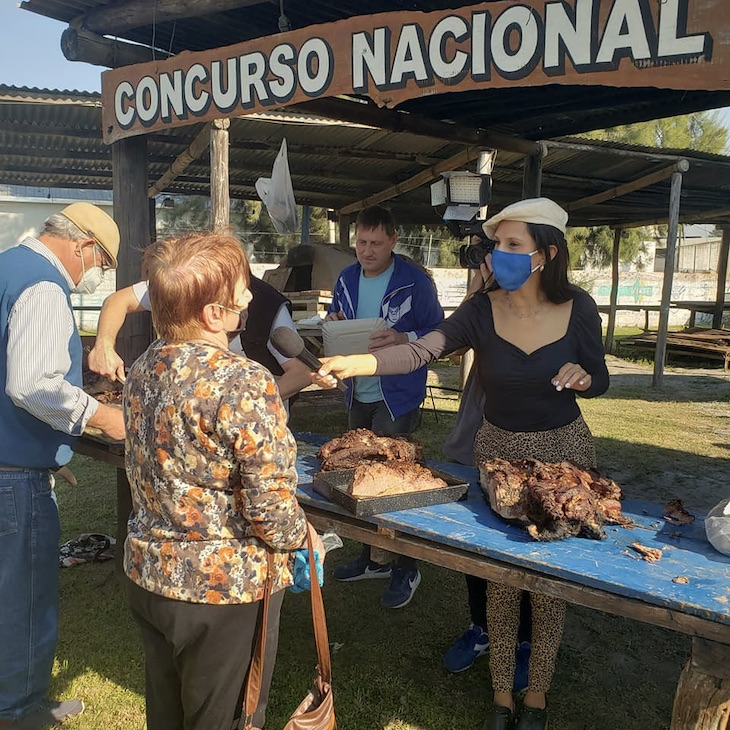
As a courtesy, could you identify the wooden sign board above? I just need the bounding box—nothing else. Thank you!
[101,0,728,144]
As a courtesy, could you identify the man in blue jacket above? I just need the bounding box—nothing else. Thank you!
[326,205,444,608]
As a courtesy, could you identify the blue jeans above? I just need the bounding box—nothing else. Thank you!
[0,470,60,721]
[348,399,421,436]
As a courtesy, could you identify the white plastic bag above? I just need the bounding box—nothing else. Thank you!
[255,138,299,234]
[705,498,730,555]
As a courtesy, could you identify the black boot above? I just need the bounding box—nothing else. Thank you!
[514,703,548,730]
[482,705,514,730]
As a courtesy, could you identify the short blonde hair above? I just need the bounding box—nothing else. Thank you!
[143,231,250,341]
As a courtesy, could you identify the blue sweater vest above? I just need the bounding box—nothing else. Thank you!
[0,246,82,467]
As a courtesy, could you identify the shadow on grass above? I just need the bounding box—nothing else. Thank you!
[600,370,730,403]
[595,437,729,513]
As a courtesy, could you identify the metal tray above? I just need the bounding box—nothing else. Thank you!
[313,466,468,517]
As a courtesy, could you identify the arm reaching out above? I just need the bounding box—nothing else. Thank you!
[87,284,148,382]
[316,353,378,381]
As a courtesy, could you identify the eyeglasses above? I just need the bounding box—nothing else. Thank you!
[94,244,113,272]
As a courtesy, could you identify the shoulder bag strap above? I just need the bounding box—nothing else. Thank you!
[242,551,274,727]
[306,523,332,684]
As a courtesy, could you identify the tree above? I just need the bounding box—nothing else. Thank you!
[569,111,729,268]
[583,110,729,154]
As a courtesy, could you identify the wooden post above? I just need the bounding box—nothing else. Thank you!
[112,135,152,366]
[653,168,686,387]
[210,119,230,231]
[339,214,352,248]
[713,228,729,329]
[522,144,546,198]
[670,637,730,730]
[604,228,622,354]
[301,205,311,244]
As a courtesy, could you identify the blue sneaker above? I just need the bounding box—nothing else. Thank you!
[333,554,392,581]
[443,623,490,672]
[380,567,421,608]
[514,641,532,692]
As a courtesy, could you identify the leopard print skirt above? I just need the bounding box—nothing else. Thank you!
[473,414,596,469]
[474,416,596,694]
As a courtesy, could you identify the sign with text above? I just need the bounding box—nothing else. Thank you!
[101,0,728,144]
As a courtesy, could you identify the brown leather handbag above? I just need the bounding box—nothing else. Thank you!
[242,524,336,730]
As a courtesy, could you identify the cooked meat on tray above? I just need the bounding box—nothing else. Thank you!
[317,428,423,471]
[480,458,632,541]
[349,460,448,498]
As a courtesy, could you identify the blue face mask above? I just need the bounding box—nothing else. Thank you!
[490,248,542,291]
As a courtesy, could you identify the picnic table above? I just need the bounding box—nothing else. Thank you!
[294,434,730,730]
[77,431,730,729]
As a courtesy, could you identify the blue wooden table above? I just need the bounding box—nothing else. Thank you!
[294,435,730,729]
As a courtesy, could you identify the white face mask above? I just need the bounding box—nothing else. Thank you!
[71,244,105,294]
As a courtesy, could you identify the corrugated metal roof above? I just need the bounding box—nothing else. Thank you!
[1,86,729,228]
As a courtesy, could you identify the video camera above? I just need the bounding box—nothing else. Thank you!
[458,235,494,269]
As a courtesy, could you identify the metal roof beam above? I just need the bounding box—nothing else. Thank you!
[76,0,276,36]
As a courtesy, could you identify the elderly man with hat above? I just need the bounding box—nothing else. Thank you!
[0,203,125,728]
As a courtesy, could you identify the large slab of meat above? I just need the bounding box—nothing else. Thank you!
[349,460,448,498]
[480,458,632,541]
[317,428,423,471]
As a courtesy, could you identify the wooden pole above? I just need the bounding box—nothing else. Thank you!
[568,160,689,212]
[713,228,730,329]
[339,214,352,248]
[522,144,546,198]
[147,124,210,198]
[301,205,311,244]
[61,26,169,67]
[670,637,730,730]
[339,146,482,215]
[210,119,230,231]
[653,169,685,387]
[76,0,273,36]
[604,228,622,354]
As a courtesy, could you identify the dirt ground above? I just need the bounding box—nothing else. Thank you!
[598,356,730,513]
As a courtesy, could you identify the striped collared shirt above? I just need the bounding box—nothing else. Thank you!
[5,237,98,434]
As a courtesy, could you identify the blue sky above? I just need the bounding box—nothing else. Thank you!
[2,2,730,130]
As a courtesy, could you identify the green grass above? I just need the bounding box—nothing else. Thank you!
[49,357,730,729]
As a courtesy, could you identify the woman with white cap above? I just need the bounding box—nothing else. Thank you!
[316,197,609,730]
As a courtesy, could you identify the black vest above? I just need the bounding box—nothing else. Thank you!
[239,276,292,376]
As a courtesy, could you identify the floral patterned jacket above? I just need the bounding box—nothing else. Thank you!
[122,340,307,604]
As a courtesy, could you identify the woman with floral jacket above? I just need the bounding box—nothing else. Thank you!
[123,231,323,730]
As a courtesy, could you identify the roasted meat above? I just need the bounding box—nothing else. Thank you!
[318,428,423,471]
[349,460,448,498]
[663,499,695,525]
[479,458,632,541]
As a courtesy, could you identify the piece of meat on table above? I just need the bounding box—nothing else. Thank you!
[663,498,696,525]
[349,460,448,498]
[317,428,423,471]
[629,542,663,562]
[479,457,632,541]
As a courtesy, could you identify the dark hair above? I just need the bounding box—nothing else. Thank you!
[528,223,573,303]
[484,222,573,302]
[355,205,396,237]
